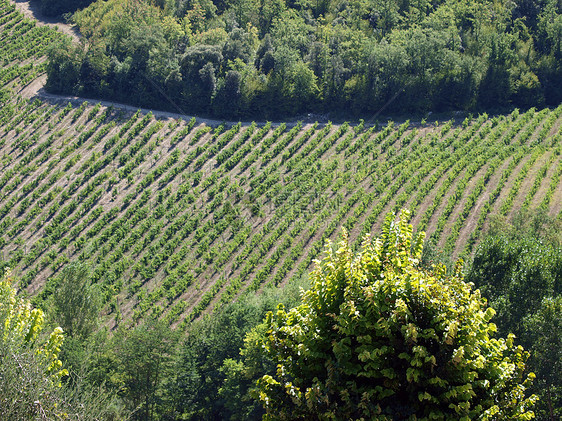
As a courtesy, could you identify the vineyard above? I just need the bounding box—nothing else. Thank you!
[1,0,562,328]
[0,0,65,95]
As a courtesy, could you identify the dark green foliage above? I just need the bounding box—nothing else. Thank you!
[466,210,562,336]
[166,281,306,420]
[36,0,95,17]
[51,262,101,340]
[467,235,562,335]
[114,321,178,420]
[45,38,83,94]
[222,28,253,64]
[523,297,562,420]
[466,210,562,420]
[167,302,265,420]
[46,0,562,118]
[214,70,242,118]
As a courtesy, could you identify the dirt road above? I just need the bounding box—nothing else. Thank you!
[31,82,271,127]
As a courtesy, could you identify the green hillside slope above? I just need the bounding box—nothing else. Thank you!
[1,0,562,328]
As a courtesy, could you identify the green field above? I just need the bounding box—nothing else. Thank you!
[1,0,562,328]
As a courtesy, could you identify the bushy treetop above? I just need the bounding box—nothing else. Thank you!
[0,269,67,383]
[254,210,537,420]
[0,269,68,419]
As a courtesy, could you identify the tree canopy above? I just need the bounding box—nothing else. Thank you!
[34,0,96,18]
[46,0,562,118]
[250,210,538,420]
[0,269,68,419]
[466,211,562,420]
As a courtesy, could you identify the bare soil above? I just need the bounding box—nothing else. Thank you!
[506,150,552,221]
[483,153,534,229]
[452,157,513,256]
[17,73,47,97]
[436,165,489,249]
[549,181,562,217]
[533,155,562,208]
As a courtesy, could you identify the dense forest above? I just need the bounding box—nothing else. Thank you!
[45,0,562,118]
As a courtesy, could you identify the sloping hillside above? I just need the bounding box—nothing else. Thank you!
[1,0,562,328]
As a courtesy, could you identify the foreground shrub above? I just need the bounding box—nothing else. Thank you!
[252,210,537,420]
[0,269,67,419]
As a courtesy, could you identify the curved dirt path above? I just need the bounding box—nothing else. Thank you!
[29,84,289,127]
[12,0,81,42]
[10,0,465,130]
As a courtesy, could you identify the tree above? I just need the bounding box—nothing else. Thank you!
[181,44,223,111]
[466,234,561,337]
[214,70,242,118]
[478,32,517,108]
[199,62,218,111]
[45,38,83,95]
[166,282,306,420]
[523,297,562,420]
[251,210,537,420]
[465,211,562,421]
[168,301,265,420]
[223,28,254,64]
[0,269,68,419]
[79,42,110,96]
[44,262,103,393]
[51,262,101,340]
[113,320,177,420]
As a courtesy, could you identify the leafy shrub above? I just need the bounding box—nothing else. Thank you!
[252,210,537,420]
[0,269,68,419]
[466,211,562,420]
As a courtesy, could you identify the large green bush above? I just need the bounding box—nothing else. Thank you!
[252,210,537,420]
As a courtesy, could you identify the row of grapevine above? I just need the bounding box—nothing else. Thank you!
[0,0,65,93]
[2,2,562,326]
[2,97,561,327]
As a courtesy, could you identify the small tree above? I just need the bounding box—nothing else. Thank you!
[113,320,177,420]
[253,210,537,420]
[523,297,562,420]
[52,262,101,340]
[0,269,68,419]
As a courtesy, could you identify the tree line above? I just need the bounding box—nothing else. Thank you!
[45,0,562,119]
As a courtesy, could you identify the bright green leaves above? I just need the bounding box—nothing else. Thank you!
[0,270,68,385]
[1,272,44,346]
[0,269,69,416]
[38,326,67,384]
[251,209,537,420]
